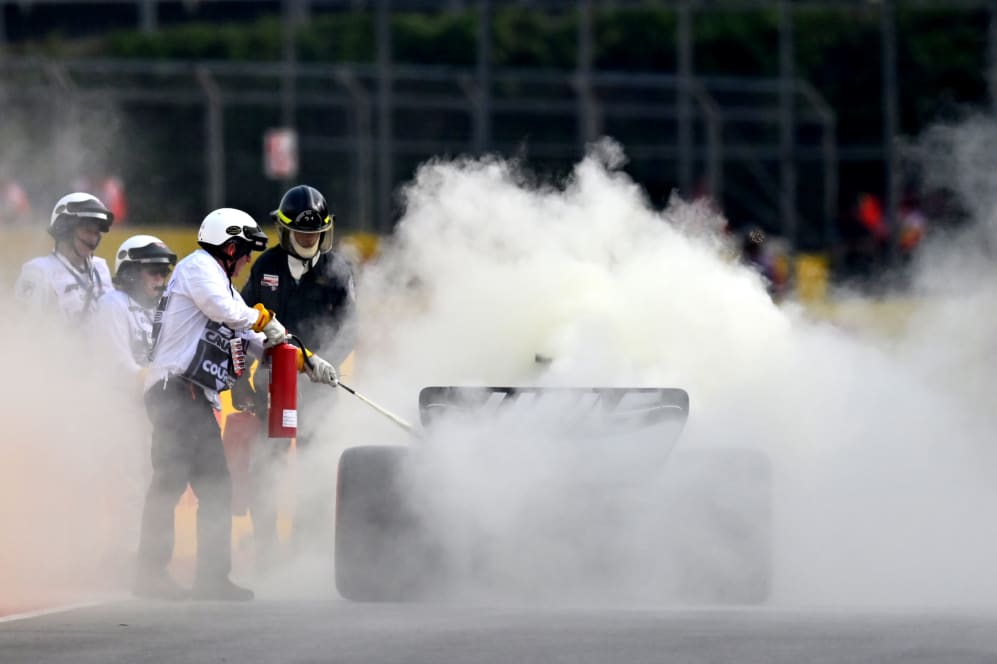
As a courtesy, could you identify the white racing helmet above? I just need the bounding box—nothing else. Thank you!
[197,208,269,274]
[114,234,178,278]
[198,208,268,251]
[49,192,114,239]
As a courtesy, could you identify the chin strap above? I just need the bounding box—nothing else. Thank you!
[287,252,318,281]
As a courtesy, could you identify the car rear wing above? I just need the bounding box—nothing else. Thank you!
[418,386,689,437]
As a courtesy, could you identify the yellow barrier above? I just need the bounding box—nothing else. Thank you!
[795,253,829,304]
[0,226,209,287]
[0,225,380,290]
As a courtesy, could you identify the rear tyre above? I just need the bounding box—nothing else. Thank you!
[334,445,434,601]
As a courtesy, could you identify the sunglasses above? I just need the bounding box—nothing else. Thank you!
[143,265,172,277]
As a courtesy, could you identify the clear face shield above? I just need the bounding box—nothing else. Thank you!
[279,226,334,260]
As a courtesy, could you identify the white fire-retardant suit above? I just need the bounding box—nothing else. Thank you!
[16,252,112,322]
[100,289,157,380]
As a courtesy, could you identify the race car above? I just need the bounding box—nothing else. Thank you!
[334,386,772,604]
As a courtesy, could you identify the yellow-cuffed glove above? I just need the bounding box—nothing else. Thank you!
[295,347,311,372]
[251,303,288,346]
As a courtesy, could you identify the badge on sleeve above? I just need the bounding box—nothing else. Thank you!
[262,274,280,291]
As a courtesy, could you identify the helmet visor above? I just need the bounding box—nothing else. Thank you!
[61,198,114,231]
[241,225,269,252]
[273,208,333,233]
[123,244,178,266]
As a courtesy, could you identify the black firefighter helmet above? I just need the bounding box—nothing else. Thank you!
[270,184,335,260]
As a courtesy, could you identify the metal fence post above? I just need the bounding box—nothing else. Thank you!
[45,62,81,185]
[990,1,997,110]
[690,81,722,204]
[576,0,598,147]
[881,0,899,266]
[281,0,299,189]
[335,67,373,232]
[377,0,394,232]
[140,0,157,33]
[196,66,225,211]
[677,0,693,195]
[0,5,6,102]
[474,0,492,154]
[800,81,838,255]
[779,0,796,249]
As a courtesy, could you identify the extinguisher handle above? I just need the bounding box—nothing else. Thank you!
[285,334,316,370]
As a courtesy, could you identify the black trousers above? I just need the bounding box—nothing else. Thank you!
[138,378,232,580]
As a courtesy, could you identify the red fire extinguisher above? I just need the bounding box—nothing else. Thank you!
[267,341,299,438]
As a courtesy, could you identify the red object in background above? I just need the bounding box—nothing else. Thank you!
[0,180,30,225]
[101,176,127,225]
[222,411,259,516]
[268,342,299,439]
[263,128,299,180]
[857,194,889,240]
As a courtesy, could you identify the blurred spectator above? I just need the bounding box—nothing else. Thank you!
[898,194,926,257]
[740,226,790,300]
[839,192,889,282]
[72,174,129,225]
[100,176,128,225]
[0,178,32,226]
[856,193,889,244]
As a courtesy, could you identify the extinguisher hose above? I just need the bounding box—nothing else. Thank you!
[286,334,416,435]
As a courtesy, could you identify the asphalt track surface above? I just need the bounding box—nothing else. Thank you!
[4,600,997,664]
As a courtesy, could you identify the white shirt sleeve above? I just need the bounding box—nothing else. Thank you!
[15,260,55,313]
[184,255,261,331]
[98,294,143,379]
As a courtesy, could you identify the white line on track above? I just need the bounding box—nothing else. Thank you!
[0,597,124,624]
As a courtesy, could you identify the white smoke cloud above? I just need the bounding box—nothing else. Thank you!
[0,101,148,612]
[303,137,997,608]
[6,122,997,611]
[0,304,148,609]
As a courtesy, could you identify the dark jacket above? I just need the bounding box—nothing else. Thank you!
[241,247,357,365]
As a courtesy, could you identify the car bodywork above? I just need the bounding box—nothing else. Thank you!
[335,386,771,604]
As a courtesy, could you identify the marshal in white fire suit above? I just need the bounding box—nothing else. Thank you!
[16,252,112,323]
[138,248,266,592]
